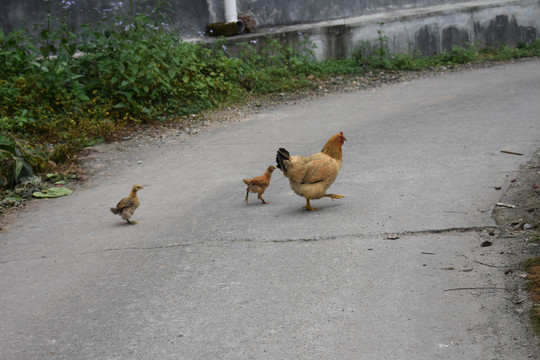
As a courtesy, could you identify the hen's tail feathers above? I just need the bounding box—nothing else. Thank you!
[276,148,290,173]
[110,207,119,215]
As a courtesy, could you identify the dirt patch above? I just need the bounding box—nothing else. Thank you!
[492,148,540,334]
[493,149,540,235]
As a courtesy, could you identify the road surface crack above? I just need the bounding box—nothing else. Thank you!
[0,226,495,264]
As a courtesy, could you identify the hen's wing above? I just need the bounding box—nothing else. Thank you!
[287,152,341,185]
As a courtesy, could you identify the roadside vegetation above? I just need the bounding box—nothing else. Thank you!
[1,2,539,201]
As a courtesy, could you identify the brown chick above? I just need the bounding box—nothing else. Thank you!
[243,165,276,204]
[276,132,346,211]
[110,184,144,224]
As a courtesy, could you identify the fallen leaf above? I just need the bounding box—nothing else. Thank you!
[33,187,73,198]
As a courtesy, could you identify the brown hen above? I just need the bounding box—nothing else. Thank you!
[276,132,346,211]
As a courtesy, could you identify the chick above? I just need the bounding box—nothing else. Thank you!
[110,184,144,224]
[243,165,275,204]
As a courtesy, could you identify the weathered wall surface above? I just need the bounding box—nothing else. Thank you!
[210,0,471,27]
[0,0,527,37]
[219,0,540,59]
[0,0,209,36]
[1,0,539,60]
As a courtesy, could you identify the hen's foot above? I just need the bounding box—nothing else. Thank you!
[325,194,345,201]
[303,199,318,211]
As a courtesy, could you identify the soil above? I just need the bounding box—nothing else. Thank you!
[493,149,540,240]
[492,147,540,331]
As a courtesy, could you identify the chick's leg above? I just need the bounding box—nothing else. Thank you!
[257,192,269,204]
[303,199,318,211]
[121,209,136,225]
[245,188,250,204]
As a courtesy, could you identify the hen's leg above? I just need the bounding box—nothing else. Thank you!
[303,199,318,211]
[245,188,249,204]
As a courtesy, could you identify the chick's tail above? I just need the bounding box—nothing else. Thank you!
[276,148,290,174]
[243,179,251,185]
[110,207,119,215]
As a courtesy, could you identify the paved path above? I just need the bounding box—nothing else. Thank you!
[1,60,540,359]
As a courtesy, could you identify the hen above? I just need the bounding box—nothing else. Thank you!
[243,165,275,204]
[276,132,346,211]
[110,184,144,224]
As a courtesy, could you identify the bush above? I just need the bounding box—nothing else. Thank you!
[0,1,252,184]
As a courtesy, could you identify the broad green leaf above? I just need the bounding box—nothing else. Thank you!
[33,187,73,198]
[46,173,64,181]
[14,158,23,179]
[0,144,16,156]
[77,93,91,101]
[39,46,49,59]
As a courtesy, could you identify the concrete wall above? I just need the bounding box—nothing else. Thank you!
[209,0,470,27]
[1,0,539,60]
[218,0,540,59]
[0,0,521,37]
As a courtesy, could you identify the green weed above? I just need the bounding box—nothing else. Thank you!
[0,135,35,188]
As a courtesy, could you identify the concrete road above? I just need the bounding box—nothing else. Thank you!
[1,60,540,359]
